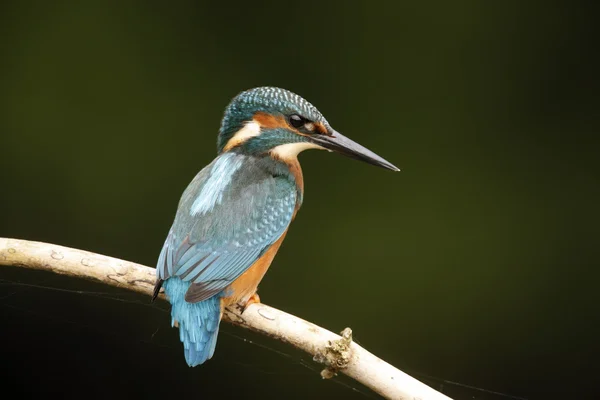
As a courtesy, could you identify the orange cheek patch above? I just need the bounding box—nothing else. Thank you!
[253,112,289,130]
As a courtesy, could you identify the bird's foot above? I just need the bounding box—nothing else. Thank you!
[236,292,261,314]
[246,292,261,307]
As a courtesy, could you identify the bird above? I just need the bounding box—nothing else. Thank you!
[153,86,398,367]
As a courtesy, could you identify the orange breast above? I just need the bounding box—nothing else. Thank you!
[221,230,288,307]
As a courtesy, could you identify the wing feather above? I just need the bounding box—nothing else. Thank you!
[156,154,296,303]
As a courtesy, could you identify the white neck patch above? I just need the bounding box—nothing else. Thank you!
[223,121,261,151]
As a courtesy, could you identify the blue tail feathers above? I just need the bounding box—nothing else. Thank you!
[163,277,222,367]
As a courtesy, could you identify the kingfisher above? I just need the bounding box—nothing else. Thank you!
[153,87,398,366]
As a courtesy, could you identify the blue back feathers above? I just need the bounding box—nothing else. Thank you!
[157,152,299,366]
[217,87,329,153]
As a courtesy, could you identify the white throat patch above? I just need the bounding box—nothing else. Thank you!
[270,142,324,160]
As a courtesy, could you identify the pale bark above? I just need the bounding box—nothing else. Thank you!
[0,237,451,400]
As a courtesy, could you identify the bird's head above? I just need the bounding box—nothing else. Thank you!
[217,87,398,171]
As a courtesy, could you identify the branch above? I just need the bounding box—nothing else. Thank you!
[0,238,451,400]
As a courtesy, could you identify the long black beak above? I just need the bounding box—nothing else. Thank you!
[309,129,400,171]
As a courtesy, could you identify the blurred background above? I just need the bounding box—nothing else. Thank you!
[1,1,598,399]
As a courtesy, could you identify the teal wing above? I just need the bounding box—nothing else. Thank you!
[156,153,296,303]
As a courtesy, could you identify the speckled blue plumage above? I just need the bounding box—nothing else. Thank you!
[218,87,330,153]
[156,152,299,366]
[157,86,396,367]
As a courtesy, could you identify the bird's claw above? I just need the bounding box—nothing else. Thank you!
[237,292,261,314]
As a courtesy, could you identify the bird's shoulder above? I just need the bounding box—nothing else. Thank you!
[171,152,296,242]
[180,152,295,210]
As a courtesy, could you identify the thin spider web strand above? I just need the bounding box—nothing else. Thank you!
[0,280,374,398]
[0,279,528,400]
[220,329,379,399]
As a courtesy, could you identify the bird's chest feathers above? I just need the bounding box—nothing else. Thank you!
[283,158,304,216]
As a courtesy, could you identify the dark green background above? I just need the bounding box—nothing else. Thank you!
[1,1,598,399]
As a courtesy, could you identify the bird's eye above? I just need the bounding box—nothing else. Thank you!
[288,114,304,129]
